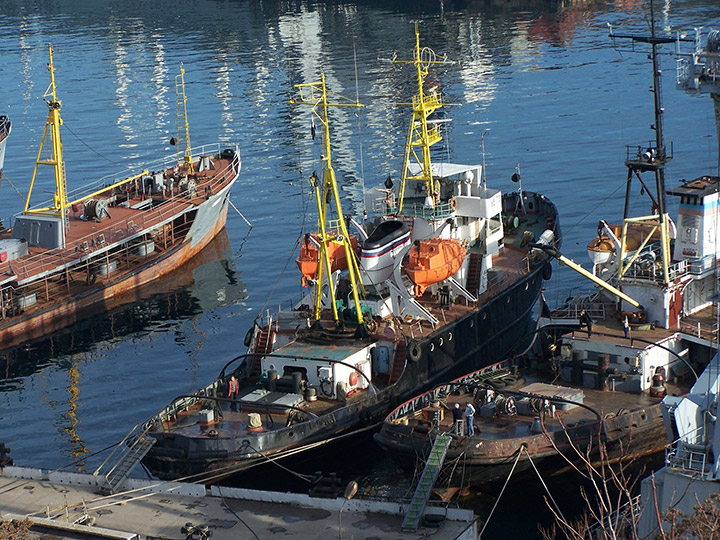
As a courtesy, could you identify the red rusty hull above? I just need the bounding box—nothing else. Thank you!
[0,207,228,350]
[377,402,667,486]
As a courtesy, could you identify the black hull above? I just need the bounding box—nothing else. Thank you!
[144,262,550,481]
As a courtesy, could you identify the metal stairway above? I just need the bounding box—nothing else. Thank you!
[401,433,452,531]
[102,435,156,494]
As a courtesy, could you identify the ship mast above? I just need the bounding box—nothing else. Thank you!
[173,63,194,174]
[291,75,366,326]
[396,23,453,212]
[610,0,674,285]
[23,45,69,236]
[676,25,720,175]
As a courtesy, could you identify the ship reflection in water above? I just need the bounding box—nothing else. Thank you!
[0,229,247,471]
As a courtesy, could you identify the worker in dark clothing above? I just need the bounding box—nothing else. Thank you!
[452,403,465,436]
[580,309,593,337]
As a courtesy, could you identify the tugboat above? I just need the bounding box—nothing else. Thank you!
[375,9,720,491]
[0,47,241,350]
[134,25,561,485]
[372,305,707,487]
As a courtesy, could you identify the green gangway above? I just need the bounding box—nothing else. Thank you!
[401,432,452,531]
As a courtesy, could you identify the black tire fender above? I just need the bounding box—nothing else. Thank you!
[408,341,422,362]
[542,263,552,280]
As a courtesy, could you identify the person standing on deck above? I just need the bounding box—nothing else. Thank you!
[452,403,464,436]
[623,315,630,339]
[464,402,476,436]
[228,375,239,411]
[580,309,593,337]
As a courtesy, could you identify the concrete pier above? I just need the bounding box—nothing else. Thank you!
[0,466,478,539]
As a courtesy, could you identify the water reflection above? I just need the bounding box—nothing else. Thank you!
[0,230,246,386]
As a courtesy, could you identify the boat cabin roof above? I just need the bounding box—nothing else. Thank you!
[407,162,481,179]
[273,339,372,362]
[667,176,720,198]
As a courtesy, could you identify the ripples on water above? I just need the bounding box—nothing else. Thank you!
[0,0,719,536]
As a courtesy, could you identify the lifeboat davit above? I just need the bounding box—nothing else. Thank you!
[587,223,665,265]
[404,238,466,296]
[296,234,360,287]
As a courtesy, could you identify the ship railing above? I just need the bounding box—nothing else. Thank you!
[474,253,539,304]
[665,442,710,475]
[585,494,641,540]
[0,215,200,321]
[63,142,226,203]
[387,367,509,422]
[686,255,717,276]
[256,293,310,329]
[23,142,234,213]
[624,141,673,164]
[2,154,239,286]
[621,258,689,283]
[551,302,607,322]
[680,317,719,341]
[376,199,455,220]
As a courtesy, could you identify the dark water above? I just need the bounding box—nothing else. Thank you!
[1,0,719,537]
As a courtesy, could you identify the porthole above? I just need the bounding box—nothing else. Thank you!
[430,343,435,352]
[482,312,487,320]
[438,337,444,347]
[470,319,475,328]
[288,431,295,438]
[448,332,453,341]
[525,283,529,291]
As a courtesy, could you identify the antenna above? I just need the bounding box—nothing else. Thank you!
[608,0,674,285]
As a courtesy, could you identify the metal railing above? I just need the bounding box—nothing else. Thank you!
[4,158,237,285]
[665,444,709,474]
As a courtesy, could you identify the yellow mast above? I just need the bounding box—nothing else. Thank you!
[396,23,449,212]
[291,74,366,325]
[24,45,69,225]
[174,63,194,174]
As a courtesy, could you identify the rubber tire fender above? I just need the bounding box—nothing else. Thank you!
[407,341,422,362]
[542,262,552,281]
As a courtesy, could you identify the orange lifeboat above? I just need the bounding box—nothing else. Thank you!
[587,223,663,265]
[404,238,466,296]
[296,233,360,287]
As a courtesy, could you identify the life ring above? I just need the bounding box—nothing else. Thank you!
[408,341,422,362]
[243,327,254,347]
[450,197,458,211]
[208,429,218,438]
[542,263,552,280]
[365,318,378,333]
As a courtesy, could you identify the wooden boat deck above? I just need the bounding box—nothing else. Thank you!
[399,372,687,441]
[392,244,533,341]
[0,157,234,284]
[162,383,375,439]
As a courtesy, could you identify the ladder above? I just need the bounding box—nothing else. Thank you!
[386,279,439,327]
[102,435,156,494]
[401,433,452,531]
